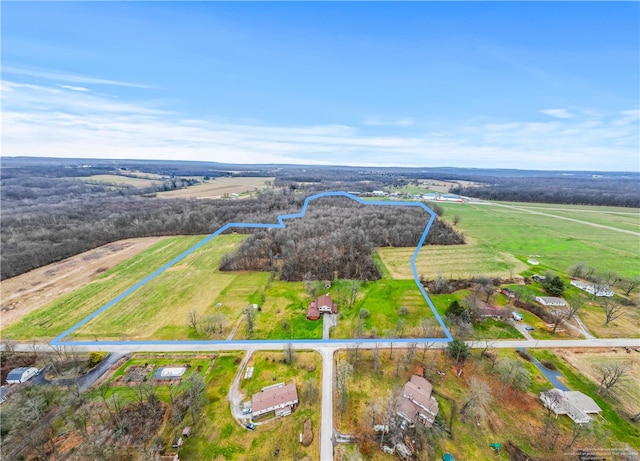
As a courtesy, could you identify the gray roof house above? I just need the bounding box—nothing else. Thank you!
[397,375,439,428]
[540,388,602,424]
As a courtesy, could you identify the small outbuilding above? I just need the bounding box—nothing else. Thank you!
[6,367,38,384]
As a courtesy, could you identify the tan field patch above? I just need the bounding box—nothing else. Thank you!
[157,176,274,199]
[377,239,527,280]
[0,237,167,328]
[77,174,162,188]
[579,302,640,338]
[556,348,640,417]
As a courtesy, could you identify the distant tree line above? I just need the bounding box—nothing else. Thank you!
[451,176,640,208]
[219,198,464,281]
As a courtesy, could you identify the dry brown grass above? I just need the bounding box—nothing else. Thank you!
[579,302,640,338]
[156,177,274,199]
[556,348,640,417]
[0,237,167,328]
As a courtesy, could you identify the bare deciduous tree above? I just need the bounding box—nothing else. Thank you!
[337,360,354,414]
[620,277,640,296]
[459,377,491,423]
[596,362,628,395]
[601,298,626,326]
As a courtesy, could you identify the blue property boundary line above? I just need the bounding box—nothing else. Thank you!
[51,191,453,346]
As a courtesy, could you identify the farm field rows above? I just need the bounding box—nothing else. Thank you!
[376,238,528,280]
[156,176,274,199]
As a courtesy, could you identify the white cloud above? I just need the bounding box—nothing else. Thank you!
[2,80,638,171]
[3,65,154,89]
[58,84,90,92]
[540,108,573,119]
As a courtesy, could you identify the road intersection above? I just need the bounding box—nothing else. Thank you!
[7,336,639,461]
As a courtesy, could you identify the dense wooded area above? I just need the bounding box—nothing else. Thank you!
[219,198,463,281]
[2,157,637,280]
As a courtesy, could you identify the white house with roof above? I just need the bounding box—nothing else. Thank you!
[6,367,38,384]
[535,296,567,307]
[540,388,602,424]
[570,280,614,297]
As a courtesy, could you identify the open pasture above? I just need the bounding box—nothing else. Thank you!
[2,236,209,340]
[331,279,444,339]
[156,176,274,199]
[0,237,166,328]
[70,234,252,341]
[577,301,640,339]
[438,202,640,277]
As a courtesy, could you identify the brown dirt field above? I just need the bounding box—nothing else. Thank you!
[0,237,167,328]
[156,176,274,199]
[556,348,640,417]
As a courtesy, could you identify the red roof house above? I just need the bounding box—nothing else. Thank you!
[307,294,337,320]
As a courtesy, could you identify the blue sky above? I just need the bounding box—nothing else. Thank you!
[2,2,639,170]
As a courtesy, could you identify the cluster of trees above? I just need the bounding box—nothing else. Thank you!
[451,175,640,208]
[220,198,464,281]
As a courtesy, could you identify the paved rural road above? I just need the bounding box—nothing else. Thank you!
[7,337,640,461]
[318,347,335,461]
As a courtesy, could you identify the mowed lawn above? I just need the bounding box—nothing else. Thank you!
[377,239,528,280]
[2,236,211,340]
[437,202,640,277]
[71,234,255,340]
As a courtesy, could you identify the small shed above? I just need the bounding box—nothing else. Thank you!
[182,427,192,437]
[6,367,38,384]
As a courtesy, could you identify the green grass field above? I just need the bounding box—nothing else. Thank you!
[69,234,252,340]
[2,236,210,340]
[437,202,639,277]
[330,279,444,339]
